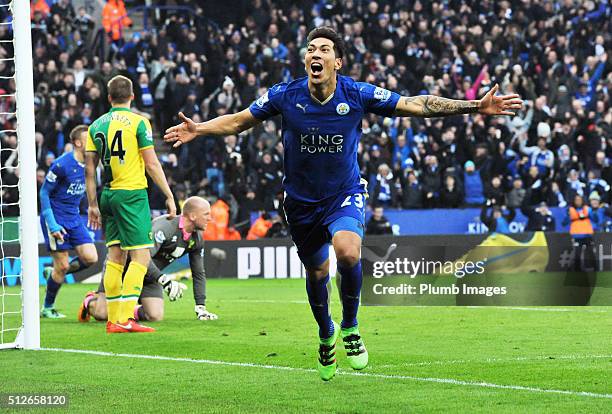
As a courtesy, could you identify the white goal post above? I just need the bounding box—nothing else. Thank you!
[15,0,40,350]
[0,0,39,350]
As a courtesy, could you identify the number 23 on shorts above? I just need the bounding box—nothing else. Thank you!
[341,193,365,211]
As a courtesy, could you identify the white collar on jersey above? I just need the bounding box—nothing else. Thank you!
[310,91,334,105]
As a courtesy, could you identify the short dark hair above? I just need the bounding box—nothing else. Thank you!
[107,75,133,103]
[307,26,345,59]
[70,124,88,143]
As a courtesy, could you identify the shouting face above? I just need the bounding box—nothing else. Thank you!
[304,37,342,86]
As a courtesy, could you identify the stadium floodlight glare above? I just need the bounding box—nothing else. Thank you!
[0,0,39,350]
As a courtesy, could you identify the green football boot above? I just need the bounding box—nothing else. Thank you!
[341,325,368,370]
[41,307,66,319]
[317,321,340,381]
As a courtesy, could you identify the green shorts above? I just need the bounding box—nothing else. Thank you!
[100,188,153,250]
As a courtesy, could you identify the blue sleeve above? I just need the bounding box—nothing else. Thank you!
[585,1,606,21]
[389,125,398,143]
[406,127,414,148]
[357,82,401,117]
[589,62,605,88]
[248,83,286,121]
[39,163,63,233]
[277,44,288,60]
[55,131,65,157]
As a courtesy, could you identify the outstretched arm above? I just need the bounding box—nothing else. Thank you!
[394,84,522,118]
[164,108,261,148]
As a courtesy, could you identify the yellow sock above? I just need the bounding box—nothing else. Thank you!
[104,261,124,324]
[119,261,147,323]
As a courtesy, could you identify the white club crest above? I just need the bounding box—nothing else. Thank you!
[336,102,350,115]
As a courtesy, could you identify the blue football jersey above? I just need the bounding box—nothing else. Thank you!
[45,151,86,220]
[249,75,400,203]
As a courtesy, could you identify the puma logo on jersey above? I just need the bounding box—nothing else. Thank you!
[296,103,309,113]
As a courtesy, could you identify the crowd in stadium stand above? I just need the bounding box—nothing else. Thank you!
[4,0,612,236]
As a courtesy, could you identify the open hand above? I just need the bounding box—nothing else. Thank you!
[164,112,198,148]
[478,84,523,116]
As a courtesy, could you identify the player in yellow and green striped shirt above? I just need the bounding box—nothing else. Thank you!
[85,75,176,334]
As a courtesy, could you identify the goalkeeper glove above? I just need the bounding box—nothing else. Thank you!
[157,274,187,301]
[195,305,218,320]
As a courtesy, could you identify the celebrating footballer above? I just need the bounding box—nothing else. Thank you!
[164,27,522,380]
[165,26,522,380]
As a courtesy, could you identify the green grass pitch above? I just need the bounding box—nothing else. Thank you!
[0,279,611,413]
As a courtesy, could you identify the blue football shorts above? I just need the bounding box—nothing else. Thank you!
[283,190,366,268]
[41,216,94,252]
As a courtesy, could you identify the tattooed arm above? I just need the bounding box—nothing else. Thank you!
[394,95,480,117]
[394,84,523,118]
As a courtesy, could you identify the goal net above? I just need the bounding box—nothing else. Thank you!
[0,1,39,350]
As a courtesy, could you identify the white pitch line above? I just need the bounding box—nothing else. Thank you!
[377,354,612,368]
[38,348,612,400]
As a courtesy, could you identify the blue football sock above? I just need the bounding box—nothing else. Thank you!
[338,261,362,329]
[306,274,334,339]
[68,257,89,274]
[44,275,62,308]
